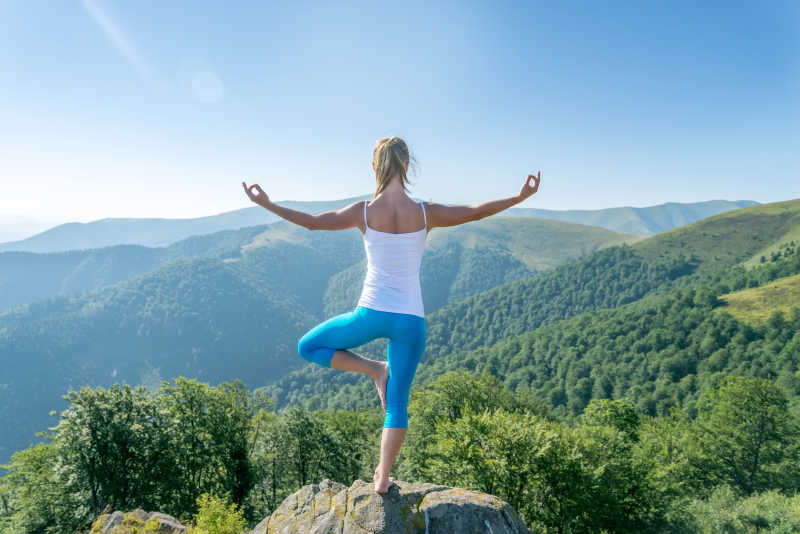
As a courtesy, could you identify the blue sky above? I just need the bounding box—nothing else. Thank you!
[0,0,797,222]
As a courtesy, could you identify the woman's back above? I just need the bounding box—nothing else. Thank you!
[357,195,427,317]
[362,194,428,234]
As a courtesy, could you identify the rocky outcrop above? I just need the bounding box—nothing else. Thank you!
[251,478,532,534]
[89,508,187,534]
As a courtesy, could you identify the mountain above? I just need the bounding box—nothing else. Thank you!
[506,199,759,235]
[0,196,372,254]
[0,215,64,243]
[0,216,636,464]
[0,226,268,312]
[0,198,756,254]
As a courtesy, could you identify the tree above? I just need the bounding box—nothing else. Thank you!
[399,370,550,480]
[580,398,641,442]
[53,383,165,516]
[0,440,84,534]
[693,376,800,494]
[158,377,261,516]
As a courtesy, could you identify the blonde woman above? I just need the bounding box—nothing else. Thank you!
[243,137,541,493]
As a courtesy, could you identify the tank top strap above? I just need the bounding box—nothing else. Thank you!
[363,200,368,226]
[419,200,427,227]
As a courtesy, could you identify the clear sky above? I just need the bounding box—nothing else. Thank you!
[1,0,797,222]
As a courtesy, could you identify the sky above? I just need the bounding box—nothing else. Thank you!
[0,0,798,224]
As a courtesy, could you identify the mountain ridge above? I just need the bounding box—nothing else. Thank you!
[0,198,757,253]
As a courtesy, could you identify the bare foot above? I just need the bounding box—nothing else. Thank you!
[373,467,394,494]
[373,362,389,411]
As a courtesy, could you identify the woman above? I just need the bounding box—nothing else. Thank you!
[243,136,541,493]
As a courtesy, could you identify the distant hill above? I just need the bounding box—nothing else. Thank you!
[506,199,758,235]
[0,198,756,253]
[0,226,267,312]
[0,196,372,253]
[0,214,64,243]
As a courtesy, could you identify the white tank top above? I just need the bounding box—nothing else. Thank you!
[356,199,428,317]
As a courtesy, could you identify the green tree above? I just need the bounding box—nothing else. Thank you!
[53,383,165,516]
[580,398,641,442]
[158,377,263,516]
[0,440,84,534]
[693,376,800,494]
[399,371,550,480]
[316,408,382,484]
[425,407,586,532]
[277,407,338,489]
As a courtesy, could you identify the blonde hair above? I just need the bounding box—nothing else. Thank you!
[372,137,416,197]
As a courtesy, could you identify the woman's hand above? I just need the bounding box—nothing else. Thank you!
[242,181,270,207]
[518,171,541,201]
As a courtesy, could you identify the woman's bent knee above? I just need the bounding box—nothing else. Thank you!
[297,334,334,368]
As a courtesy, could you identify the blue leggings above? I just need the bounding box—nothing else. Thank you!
[297,305,426,428]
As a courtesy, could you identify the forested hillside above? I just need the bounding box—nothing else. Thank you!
[0,216,633,464]
[0,226,268,312]
[264,199,800,414]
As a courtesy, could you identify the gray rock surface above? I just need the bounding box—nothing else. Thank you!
[252,478,532,534]
[90,508,187,534]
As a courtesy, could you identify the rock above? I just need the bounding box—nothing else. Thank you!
[101,511,124,534]
[253,478,532,534]
[89,509,187,534]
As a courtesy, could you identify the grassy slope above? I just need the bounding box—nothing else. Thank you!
[716,273,800,324]
[423,216,642,271]
[634,198,800,269]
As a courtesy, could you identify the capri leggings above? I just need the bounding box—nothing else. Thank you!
[297,305,426,428]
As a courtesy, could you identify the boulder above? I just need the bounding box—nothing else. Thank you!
[89,508,187,534]
[252,478,532,534]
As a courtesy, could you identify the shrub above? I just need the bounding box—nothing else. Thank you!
[187,493,247,534]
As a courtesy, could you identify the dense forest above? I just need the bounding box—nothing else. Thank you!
[2,371,799,533]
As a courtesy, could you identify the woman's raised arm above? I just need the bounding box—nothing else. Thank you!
[242,182,362,231]
[426,172,541,229]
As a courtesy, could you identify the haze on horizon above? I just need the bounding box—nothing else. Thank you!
[0,0,798,225]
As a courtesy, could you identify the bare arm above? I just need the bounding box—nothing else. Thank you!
[427,172,541,228]
[242,182,362,231]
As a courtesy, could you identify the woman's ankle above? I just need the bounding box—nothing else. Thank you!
[374,464,390,478]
